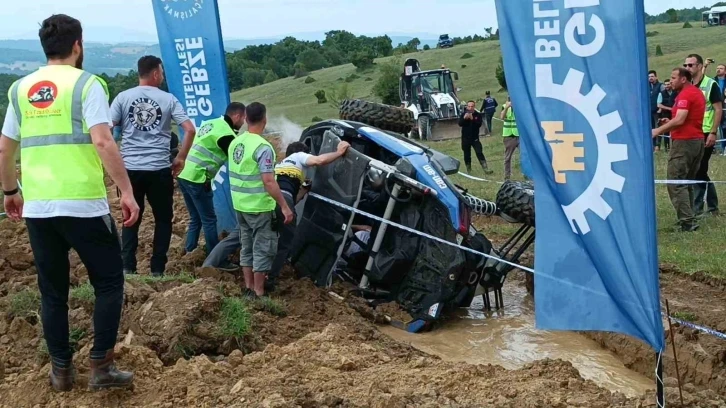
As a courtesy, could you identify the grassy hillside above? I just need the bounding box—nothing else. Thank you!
[232,23,726,127]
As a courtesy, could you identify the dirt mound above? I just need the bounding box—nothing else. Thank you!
[584,267,726,397]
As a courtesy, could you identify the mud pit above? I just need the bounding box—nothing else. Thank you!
[0,185,725,407]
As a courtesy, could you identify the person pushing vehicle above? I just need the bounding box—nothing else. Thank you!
[0,14,138,391]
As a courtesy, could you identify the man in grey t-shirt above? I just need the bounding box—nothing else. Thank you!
[111,55,196,276]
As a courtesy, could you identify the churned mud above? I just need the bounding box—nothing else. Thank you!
[0,185,724,407]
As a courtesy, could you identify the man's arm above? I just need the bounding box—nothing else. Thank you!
[90,124,133,194]
[709,83,723,134]
[256,145,290,211]
[110,94,123,128]
[0,104,20,191]
[216,135,236,157]
[305,141,350,166]
[458,112,468,127]
[653,109,688,136]
[171,96,196,159]
[500,104,510,120]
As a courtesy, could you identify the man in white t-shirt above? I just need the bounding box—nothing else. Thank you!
[0,14,138,392]
[266,141,350,291]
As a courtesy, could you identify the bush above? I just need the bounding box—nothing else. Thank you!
[682,21,693,28]
[312,116,323,122]
[345,73,361,83]
[646,31,659,37]
[423,44,431,51]
[328,83,354,109]
[264,71,279,84]
[655,45,663,56]
[364,77,373,82]
[304,76,316,84]
[495,55,507,91]
[373,57,402,106]
[462,64,467,68]
[461,53,474,59]
[351,50,376,70]
[314,89,327,104]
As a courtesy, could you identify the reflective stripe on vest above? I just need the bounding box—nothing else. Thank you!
[228,132,277,213]
[178,117,233,183]
[12,66,107,202]
[503,108,519,137]
[699,76,717,133]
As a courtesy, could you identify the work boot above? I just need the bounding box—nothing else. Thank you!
[465,164,472,174]
[49,362,75,392]
[151,271,164,278]
[479,160,494,175]
[217,261,239,272]
[680,222,699,232]
[88,350,134,391]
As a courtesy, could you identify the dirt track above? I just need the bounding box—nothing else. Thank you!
[0,185,725,407]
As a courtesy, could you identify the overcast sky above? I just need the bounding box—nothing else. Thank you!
[0,0,717,41]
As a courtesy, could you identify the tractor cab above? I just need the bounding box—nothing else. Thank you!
[399,58,462,141]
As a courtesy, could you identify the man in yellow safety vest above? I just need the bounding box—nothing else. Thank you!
[0,14,138,391]
[178,102,246,260]
[500,96,520,180]
[228,102,293,297]
[684,54,723,216]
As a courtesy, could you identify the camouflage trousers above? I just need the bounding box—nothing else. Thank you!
[667,139,705,226]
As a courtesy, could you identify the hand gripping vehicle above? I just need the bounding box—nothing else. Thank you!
[288,119,535,332]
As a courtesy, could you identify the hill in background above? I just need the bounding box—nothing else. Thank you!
[233,23,726,127]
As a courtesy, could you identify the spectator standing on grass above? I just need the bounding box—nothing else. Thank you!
[715,63,726,155]
[177,103,246,263]
[228,102,293,298]
[656,79,677,152]
[480,91,498,136]
[266,140,350,292]
[111,55,197,277]
[684,54,722,217]
[652,68,706,232]
[0,14,138,391]
[649,70,664,130]
[459,100,493,175]
[500,96,520,180]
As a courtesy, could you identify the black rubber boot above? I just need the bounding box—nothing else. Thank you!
[480,160,494,175]
[466,164,472,174]
[89,350,134,391]
[49,363,75,392]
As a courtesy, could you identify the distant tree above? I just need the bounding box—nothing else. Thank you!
[351,50,375,70]
[373,57,402,106]
[296,49,328,72]
[327,83,354,109]
[655,45,664,56]
[495,55,507,91]
[423,44,431,51]
[666,8,678,23]
[682,21,693,28]
[314,90,327,104]
[264,71,279,83]
[406,38,421,50]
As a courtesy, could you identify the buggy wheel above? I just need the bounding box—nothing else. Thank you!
[339,99,414,134]
[496,180,535,227]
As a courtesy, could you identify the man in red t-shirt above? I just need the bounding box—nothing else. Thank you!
[652,68,706,231]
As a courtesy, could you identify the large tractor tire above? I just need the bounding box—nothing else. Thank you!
[339,99,414,134]
[496,180,535,227]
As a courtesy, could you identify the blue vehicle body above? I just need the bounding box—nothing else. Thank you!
[356,126,463,233]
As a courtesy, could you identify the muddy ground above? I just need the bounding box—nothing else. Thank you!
[0,186,724,407]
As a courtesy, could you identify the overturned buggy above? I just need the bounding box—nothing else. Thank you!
[289,120,535,332]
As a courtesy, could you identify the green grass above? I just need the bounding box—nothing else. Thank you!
[218,297,252,338]
[70,283,95,303]
[8,288,40,319]
[124,272,196,285]
[233,22,726,279]
[671,311,697,322]
[253,297,288,317]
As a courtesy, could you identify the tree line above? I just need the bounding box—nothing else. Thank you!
[645,3,726,24]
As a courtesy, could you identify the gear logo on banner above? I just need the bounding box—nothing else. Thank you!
[160,0,203,20]
[536,65,628,235]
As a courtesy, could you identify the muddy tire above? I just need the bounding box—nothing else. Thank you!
[496,180,535,226]
[339,99,414,134]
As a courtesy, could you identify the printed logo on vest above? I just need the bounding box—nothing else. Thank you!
[160,0,203,20]
[198,122,213,137]
[128,98,162,131]
[27,81,57,109]
[232,144,244,164]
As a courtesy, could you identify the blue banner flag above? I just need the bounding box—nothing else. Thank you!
[495,0,664,350]
[151,0,237,234]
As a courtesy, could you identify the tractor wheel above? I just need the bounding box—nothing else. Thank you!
[418,115,431,141]
[496,180,535,227]
[339,99,414,134]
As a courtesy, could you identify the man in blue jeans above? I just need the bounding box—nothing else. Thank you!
[178,103,246,258]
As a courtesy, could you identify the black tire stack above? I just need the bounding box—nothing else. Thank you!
[339,99,414,134]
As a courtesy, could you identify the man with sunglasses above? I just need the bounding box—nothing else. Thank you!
[684,54,723,217]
